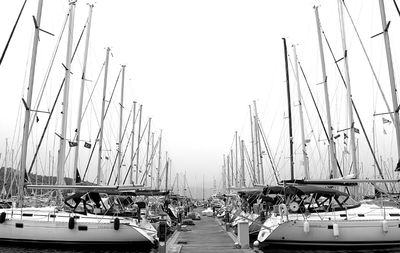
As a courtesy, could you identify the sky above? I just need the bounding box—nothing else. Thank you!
[1,0,400,198]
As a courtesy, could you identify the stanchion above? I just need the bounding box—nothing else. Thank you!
[238,220,249,249]
[158,220,167,253]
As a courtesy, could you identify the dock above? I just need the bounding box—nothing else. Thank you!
[167,214,254,253]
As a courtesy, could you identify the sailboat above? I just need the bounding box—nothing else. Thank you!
[0,0,158,248]
[255,1,400,249]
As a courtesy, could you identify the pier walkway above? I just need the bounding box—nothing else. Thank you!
[167,214,254,253]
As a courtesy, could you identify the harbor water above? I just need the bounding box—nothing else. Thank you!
[0,246,158,253]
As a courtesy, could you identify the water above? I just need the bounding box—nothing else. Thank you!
[261,248,400,253]
[0,246,158,253]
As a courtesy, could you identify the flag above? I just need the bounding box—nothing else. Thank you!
[382,117,391,124]
[76,169,82,183]
[105,156,109,160]
[344,133,348,139]
[354,128,360,134]
[68,141,78,147]
[84,142,91,149]
[305,139,311,143]
[334,134,340,139]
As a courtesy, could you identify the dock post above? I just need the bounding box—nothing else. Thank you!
[158,220,167,253]
[238,220,249,249]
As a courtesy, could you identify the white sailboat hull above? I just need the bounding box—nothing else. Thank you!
[0,208,157,247]
[257,203,400,248]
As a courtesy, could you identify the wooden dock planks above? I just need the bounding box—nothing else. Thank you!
[167,215,253,253]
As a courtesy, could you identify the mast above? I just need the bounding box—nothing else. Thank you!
[18,0,43,206]
[292,45,309,179]
[165,154,169,191]
[202,174,205,201]
[117,65,126,185]
[144,117,152,186]
[73,4,93,185]
[235,131,238,187]
[338,0,357,179]
[57,0,76,185]
[226,154,230,193]
[240,139,245,187]
[283,38,294,180]
[149,132,155,188]
[97,47,110,185]
[135,105,143,184]
[253,101,264,184]
[249,105,257,183]
[378,0,400,168]
[3,139,8,198]
[314,6,337,178]
[156,130,162,189]
[130,101,136,185]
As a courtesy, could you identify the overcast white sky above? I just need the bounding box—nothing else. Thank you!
[1,0,400,198]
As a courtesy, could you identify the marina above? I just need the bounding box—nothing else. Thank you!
[3,0,400,252]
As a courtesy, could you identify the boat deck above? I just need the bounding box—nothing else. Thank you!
[167,212,254,253]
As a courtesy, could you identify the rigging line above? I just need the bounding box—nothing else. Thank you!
[27,20,86,176]
[342,0,394,124]
[257,118,280,184]
[298,61,344,178]
[104,104,133,185]
[64,62,105,162]
[82,69,122,181]
[322,30,387,186]
[29,13,69,141]
[121,118,150,185]
[138,139,160,185]
[0,0,27,66]
[393,0,400,17]
[243,145,254,185]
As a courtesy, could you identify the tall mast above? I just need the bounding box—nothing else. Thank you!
[164,153,169,191]
[292,45,309,179]
[144,118,152,186]
[97,47,110,185]
[240,139,245,187]
[150,132,155,188]
[73,4,93,185]
[3,139,8,198]
[338,0,357,178]
[226,154,230,193]
[19,0,43,206]
[253,101,264,184]
[130,101,136,185]
[249,105,256,183]
[57,0,76,185]
[117,65,126,185]
[314,6,337,178]
[156,130,162,189]
[135,105,143,184]
[235,131,238,187]
[378,0,400,167]
[202,174,205,201]
[230,149,234,186]
[222,158,226,192]
[283,38,294,180]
